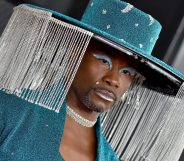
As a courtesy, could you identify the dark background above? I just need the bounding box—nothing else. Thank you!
[0,0,184,160]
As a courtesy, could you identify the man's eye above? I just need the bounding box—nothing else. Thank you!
[93,54,112,69]
[120,68,135,77]
[100,58,110,65]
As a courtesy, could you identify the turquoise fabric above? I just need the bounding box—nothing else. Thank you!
[82,0,161,56]
[0,90,119,161]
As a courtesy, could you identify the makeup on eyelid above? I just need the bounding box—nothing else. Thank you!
[93,53,112,69]
[93,53,136,77]
[120,67,136,77]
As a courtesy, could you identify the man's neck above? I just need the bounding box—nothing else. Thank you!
[60,114,97,161]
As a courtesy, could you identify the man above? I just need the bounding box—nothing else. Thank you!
[60,39,136,160]
[0,0,184,161]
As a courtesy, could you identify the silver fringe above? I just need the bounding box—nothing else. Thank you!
[0,5,93,113]
[102,82,184,161]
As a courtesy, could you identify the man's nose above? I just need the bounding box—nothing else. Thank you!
[102,70,120,88]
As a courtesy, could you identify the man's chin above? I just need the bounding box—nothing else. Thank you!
[82,92,116,113]
[85,101,114,113]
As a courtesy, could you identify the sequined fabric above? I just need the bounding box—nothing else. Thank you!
[0,90,119,161]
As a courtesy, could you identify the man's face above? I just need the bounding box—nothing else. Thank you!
[69,40,137,113]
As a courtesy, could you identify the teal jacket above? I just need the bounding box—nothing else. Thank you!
[0,90,119,161]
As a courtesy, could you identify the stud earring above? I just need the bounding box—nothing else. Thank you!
[96,81,99,85]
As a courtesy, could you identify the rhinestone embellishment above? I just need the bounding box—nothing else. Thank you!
[66,105,97,128]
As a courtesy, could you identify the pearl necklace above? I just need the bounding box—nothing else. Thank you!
[66,105,97,128]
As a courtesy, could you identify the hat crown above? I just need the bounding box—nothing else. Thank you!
[81,0,162,56]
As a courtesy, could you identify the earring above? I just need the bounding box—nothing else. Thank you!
[96,81,99,85]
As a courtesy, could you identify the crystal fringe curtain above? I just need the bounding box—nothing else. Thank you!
[102,82,184,161]
[0,5,93,113]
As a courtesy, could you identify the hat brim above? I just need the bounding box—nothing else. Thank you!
[24,4,184,91]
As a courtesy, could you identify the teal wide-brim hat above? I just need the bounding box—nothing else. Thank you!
[23,0,184,88]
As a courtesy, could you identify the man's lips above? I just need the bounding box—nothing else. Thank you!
[94,88,116,102]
